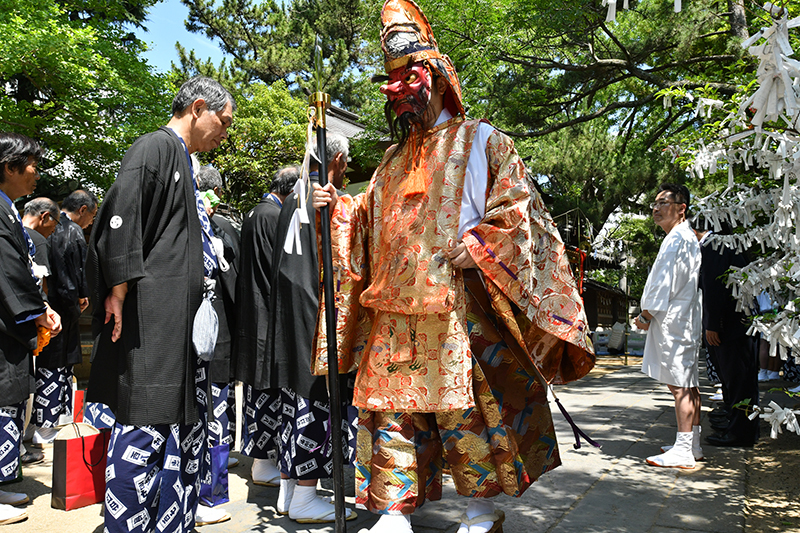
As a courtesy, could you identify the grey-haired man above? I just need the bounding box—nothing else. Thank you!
[87,76,235,532]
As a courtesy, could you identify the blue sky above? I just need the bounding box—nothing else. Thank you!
[134,0,226,73]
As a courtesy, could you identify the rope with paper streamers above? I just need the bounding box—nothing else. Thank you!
[661,6,800,372]
[749,401,800,439]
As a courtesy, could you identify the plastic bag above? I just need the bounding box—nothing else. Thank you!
[193,279,219,361]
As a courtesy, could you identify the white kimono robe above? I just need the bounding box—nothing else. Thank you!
[640,220,702,387]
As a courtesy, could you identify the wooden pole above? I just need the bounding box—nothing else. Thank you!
[311,90,346,533]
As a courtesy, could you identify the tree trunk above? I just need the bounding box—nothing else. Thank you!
[728,0,749,40]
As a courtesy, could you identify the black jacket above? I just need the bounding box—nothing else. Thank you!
[38,214,87,367]
[699,237,749,337]
[209,215,239,384]
[86,127,204,426]
[234,196,283,387]
[265,174,329,399]
[0,199,43,405]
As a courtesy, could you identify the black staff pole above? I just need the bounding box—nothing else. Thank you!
[310,88,346,533]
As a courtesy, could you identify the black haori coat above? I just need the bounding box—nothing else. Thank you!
[234,196,282,388]
[208,215,239,385]
[0,199,42,406]
[86,127,204,427]
[264,174,330,400]
[38,214,88,368]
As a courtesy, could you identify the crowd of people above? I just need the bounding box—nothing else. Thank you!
[0,1,595,531]
[6,0,793,531]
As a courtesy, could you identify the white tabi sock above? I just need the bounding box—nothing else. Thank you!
[647,431,696,468]
[673,431,692,454]
[276,478,297,514]
[359,513,413,533]
[288,484,353,522]
[662,427,704,460]
[457,500,495,533]
[251,458,281,485]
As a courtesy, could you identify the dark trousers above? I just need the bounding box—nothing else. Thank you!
[707,331,759,443]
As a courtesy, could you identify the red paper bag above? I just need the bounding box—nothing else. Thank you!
[51,423,110,510]
[73,389,85,423]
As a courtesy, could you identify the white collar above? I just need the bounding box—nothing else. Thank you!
[434,108,453,127]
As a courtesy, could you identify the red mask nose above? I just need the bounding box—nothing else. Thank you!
[380,80,404,97]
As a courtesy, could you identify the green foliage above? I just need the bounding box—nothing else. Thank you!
[173,0,773,248]
[346,76,391,171]
[180,0,376,109]
[596,215,662,300]
[175,0,391,189]
[0,0,171,193]
[526,120,682,233]
[416,0,747,135]
[399,0,759,228]
[55,0,156,28]
[194,80,308,213]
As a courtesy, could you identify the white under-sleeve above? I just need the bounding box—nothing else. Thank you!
[458,121,494,239]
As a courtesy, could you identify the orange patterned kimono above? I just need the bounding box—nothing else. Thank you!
[314,115,594,513]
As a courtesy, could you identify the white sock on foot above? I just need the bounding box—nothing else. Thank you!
[360,514,412,533]
[647,432,696,468]
[288,484,353,522]
[458,500,495,533]
[32,426,59,445]
[276,478,297,514]
[251,458,281,485]
[0,503,26,525]
[194,504,230,526]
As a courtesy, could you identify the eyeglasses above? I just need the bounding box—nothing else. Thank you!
[649,201,682,210]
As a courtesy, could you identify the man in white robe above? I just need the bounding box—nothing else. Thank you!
[634,183,702,469]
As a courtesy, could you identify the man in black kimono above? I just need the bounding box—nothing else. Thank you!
[86,77,235,533]
[234,166,298,490]
[21,196,59,286]
[0,131,61,525]
[693,224,759,447]
[238,133,357,524]
[20,196,59,464]
[22,197,59,239]
[32,189,97,445]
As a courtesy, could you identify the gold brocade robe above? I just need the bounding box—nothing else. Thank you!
[314,115,595,412]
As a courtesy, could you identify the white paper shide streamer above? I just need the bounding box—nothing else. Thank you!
[603,0,680,22]
[284,121,314,255]
[678,6,800,435]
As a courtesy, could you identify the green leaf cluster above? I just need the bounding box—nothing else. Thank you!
[0,0,172,193]
[193,80,308,213]
[173,0,780,251]
[592,214,662,299]
[180,0,377,109]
